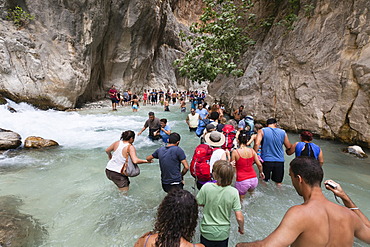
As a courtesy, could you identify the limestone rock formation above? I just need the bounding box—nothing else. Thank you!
[0,0,369,146]
[24,136,59,148]
[0,128,22,150]
[0,195,46,247]
[208,0,370,147]
[0,0,200,109]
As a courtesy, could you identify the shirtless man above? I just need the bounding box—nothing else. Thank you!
[236,157,370,247]
[233,105,244,123]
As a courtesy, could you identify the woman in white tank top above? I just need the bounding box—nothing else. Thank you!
[105,130,151,191]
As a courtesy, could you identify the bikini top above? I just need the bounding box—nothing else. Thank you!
[144,234,196,247]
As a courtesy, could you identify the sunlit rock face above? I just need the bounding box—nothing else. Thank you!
[209,0,370,147]
[24,136,59,148]
[0,0,201,109]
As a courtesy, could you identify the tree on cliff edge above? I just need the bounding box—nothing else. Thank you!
[174,0,255,83]
[174,0,310,83]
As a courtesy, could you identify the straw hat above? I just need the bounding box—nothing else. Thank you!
[204,131,226,147]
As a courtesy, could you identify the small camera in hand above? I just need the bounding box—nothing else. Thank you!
[325,181,337,189]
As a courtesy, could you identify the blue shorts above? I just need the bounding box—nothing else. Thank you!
[132,105,138,110]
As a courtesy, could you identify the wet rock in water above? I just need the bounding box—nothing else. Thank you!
[24,136,59,148]
[343,145,368,158]
[7,105,17,113]
[0,129,22,150]
[0,196,47,247]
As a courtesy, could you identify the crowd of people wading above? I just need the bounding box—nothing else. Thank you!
[104,85,370,247]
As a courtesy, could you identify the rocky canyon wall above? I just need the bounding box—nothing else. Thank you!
[0,0,201,109]
[0,0,369,146]
[209,0,370,147]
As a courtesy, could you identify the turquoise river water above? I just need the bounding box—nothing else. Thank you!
[0,100,369,246]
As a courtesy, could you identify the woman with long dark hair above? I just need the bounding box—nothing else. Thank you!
[105,130,150,191]
[134,190,204,247]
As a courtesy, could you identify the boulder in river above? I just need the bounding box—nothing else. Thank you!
[343,145,368,158]
[0,195,47,247]
[24,136,59,148]
[7,105,17,113]
[0,128,22,150]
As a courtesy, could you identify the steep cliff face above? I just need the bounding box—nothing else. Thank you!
[209,0,370,147]
[0,0,111,109]
[0,0,199,109]
[0,0,369,146]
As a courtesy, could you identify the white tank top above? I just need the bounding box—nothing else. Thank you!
[188,113,199,128]
[106,141,133,173]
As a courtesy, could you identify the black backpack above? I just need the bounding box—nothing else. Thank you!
[300,143,315,157]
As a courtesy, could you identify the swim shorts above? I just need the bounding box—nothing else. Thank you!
[105,169,130,188]
[132,105,138,110]
[262,161,284,183]
[235,177,258,195]
[162,182,184,193]
[189,127,197,132]
[201,235,228,247]
[111,98,119,103]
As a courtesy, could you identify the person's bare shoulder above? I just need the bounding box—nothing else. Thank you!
[134,232,152,247]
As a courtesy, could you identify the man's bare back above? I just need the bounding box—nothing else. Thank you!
[288,194,359,246]
[236,157,370,247]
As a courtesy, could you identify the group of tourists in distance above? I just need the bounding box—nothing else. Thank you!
[108,85,207,112]
[105,86,370,247]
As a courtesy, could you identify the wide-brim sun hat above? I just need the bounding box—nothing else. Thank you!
[204,131,226,147]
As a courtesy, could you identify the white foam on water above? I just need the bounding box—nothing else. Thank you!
[1,100,370,247]
[0,100,155,149]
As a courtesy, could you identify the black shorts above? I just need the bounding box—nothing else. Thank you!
[111,98,119,103]
[262,161,284,183]
[162,182,184,193]
[189,127,197,132]
[105,169,130,188]
[201,235,228,247]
